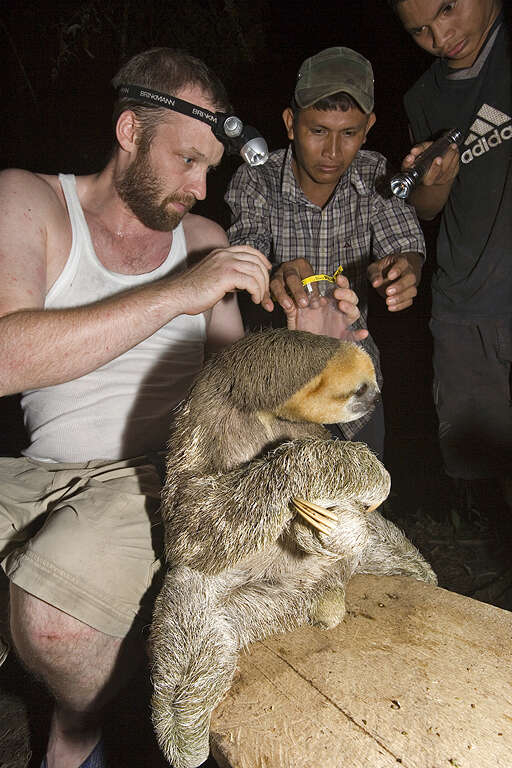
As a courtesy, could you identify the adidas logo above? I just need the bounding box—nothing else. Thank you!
[461,104,512,164]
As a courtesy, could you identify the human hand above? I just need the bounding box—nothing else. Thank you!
[174,245,274,315]
[284,270,368,341]
[270,258,315,314]
[332,274,368,340]
[368,252,423,312]
[271,258,365,321]
[401,140,460,187]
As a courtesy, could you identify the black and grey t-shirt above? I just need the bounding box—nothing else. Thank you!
[404,14,511,320]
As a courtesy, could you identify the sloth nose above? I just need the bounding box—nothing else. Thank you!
[361,387,380,412]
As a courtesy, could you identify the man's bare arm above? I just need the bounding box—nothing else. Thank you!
[0,172,271,396]
[183,213,245,354]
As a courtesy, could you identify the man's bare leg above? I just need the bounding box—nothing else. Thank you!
[10,584,142,768]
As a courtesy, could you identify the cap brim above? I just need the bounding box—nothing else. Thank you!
[296,84,373,113]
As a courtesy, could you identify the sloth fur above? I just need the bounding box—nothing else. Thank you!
[149,329,436,768]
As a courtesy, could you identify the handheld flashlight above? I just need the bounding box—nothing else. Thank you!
[390,127,463,199]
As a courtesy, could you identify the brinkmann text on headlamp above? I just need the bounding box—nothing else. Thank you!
[117,85,269,167]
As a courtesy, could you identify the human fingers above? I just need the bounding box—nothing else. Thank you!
[385,271,418,311]
[380,255,409,284]
[269,270,291,310]
[421,155,444,186]
[416,144,460,187]
[212,246,274,309]
[367,258,389,288]
[332,286,361,324]
[386,288,416,311]
[271,258,313,311]
[219,246,272,286]
[351,328,369,341]
[235,262,272,307]
[437,145,460,183]
[333,278,358,304]
[209,246,273,307]
[371,254,419,288]
[282,259,314,308]
[284,306,298,330]
[401,141,432,170]
[368,255,420,309]
[283,257,314,281]
[221,244,273,271]
[383,254,421,290]
[189,248,272,311]
[334,274,350,290]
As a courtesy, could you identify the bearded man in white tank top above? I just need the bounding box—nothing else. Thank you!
[0,49,363,768]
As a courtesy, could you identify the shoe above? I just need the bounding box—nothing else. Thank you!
[40,738,105,768]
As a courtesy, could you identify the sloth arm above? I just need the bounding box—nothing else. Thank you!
[163,438,390,574]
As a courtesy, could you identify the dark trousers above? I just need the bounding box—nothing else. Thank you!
[430,316,512,480]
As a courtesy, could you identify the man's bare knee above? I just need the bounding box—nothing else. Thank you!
[10,584,98,659]
[9,583,133,711]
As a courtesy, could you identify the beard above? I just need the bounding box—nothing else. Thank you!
[115,147,196,232]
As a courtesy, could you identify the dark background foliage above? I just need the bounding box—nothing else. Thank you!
[1,0,431,179]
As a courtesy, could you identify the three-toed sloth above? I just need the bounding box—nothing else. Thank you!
[150,329,436,768]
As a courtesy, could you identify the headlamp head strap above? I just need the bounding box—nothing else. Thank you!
[116,84,238,142]
[115,84,269,167]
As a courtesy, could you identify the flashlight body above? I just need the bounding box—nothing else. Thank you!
[390,127,462,199]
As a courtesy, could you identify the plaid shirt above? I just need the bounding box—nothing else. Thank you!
[225,145,425,439]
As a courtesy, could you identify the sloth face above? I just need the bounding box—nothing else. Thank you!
[275,344,379,425]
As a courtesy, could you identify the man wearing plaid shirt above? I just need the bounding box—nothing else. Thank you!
[226,46,425,458]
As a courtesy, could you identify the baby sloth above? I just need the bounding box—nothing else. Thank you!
[150,329,436,768]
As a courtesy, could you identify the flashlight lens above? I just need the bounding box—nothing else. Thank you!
[223,116,243,138]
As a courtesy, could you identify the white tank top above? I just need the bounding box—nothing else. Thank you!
[21,174,206,462]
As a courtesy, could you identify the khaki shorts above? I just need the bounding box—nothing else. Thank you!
[0,455,164,638]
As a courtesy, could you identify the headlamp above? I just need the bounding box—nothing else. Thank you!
[117,84,269,167]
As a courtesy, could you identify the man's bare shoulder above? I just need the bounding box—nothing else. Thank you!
[0,170,73,301]
[182,212,228,262]
[182,212,227,242]
[0,168,66,217]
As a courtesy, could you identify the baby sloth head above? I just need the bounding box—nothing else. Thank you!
[275,341,379,425]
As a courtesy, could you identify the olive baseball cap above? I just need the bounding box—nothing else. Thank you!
[294,46,374,113]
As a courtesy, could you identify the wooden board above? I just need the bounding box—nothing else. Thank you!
[210,574,512,768]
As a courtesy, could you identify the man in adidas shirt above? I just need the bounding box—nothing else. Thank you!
[390,0,511,517]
